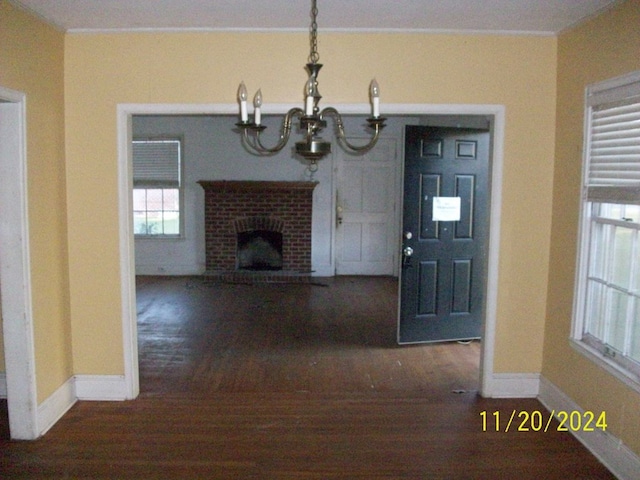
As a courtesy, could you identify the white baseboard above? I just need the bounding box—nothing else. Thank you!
[29,375,129,437]
[37,376,76,436]
[0,372,6,398]
[74,375,129,401]
[538,376,640,480]
[0,374,129,403]
[482,373,541,398]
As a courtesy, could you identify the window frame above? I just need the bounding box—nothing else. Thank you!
[132,136,185,239]
[571,70,640,393]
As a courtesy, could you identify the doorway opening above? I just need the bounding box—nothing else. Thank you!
[118,103,505,399]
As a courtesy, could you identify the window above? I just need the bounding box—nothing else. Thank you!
[573,70,640,388]
[132,138,182,237]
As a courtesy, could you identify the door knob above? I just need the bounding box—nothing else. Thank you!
[403,246,414,257]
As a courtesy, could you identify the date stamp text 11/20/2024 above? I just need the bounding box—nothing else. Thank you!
[480,410,607,433]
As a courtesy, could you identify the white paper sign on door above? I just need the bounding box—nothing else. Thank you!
[432,196,461,221]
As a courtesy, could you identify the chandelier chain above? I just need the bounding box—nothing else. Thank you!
[308,0,320,64]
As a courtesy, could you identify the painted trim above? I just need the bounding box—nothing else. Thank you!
[35,375,128,436]
[482,373,541,398]
[117,109,139,400]
[75,375,129,401]
[66,27,556,37]
[37,377,76,436]
[539,376,640,480]
[479,108,505,398]
[0,86,39,440]
[117,102,505,402]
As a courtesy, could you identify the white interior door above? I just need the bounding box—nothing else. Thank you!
[335,137,399,275]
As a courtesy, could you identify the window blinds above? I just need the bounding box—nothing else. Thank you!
[586,72,640,204]
[132,139,181,188]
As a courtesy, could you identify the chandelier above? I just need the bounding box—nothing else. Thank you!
[235,0,386,168]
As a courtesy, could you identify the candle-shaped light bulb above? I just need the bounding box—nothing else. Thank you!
[370,78,380,118]
[238,82,248,122]
[305,77,315,116]
[253,89,263,126]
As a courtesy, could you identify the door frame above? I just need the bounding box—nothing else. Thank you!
[116,102,505,399]
[0,86,39,439]
[390,106,504,398]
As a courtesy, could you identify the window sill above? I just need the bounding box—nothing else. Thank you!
[569,339,640,395]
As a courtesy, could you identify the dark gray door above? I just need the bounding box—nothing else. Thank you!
[398,124,491,344]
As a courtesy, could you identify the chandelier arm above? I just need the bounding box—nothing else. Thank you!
[240,129,271,156]
[320,107,384,153]
[242,108,305,155]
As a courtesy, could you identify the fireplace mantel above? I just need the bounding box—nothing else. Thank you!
[198,180,318,192]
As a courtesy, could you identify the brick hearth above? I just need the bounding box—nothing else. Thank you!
[198,180,317,282]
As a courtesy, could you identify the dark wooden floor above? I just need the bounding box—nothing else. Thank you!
[136,276,480,398]
[0,276,614,479]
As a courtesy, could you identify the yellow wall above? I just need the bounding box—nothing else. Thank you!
[0,1,72,402]
[64,31,557,375]
[4,1,639,460]
[543,0,640,457]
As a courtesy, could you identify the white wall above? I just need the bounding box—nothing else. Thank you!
[132,113,476,276]
[133,115,210,275]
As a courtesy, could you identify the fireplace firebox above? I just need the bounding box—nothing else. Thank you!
[237,230,283,271]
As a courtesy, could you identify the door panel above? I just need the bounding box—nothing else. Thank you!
[342,223,362,262]
[418,261,438,315]
[335,138,398,275]
[455,176,475,238]
[398,124,490,344]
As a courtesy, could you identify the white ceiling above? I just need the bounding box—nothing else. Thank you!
[11,0,620,35]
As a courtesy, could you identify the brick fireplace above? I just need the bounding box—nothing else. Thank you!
[198,180,317,282]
